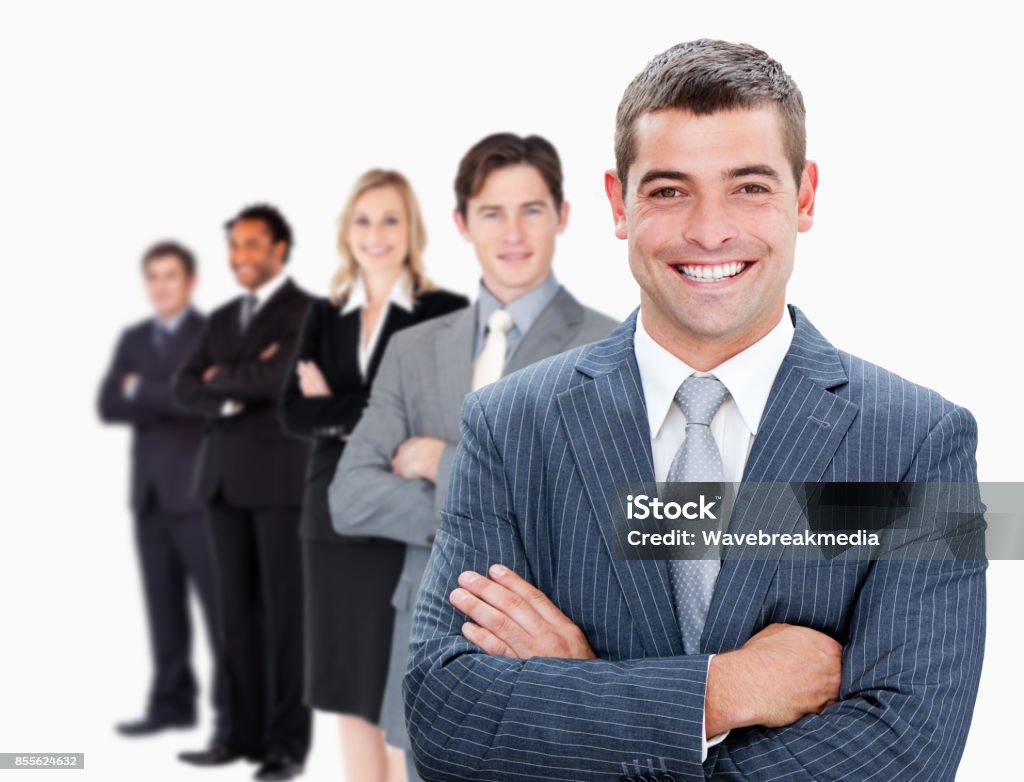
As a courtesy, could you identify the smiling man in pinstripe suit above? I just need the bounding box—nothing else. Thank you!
[404,40,986,781]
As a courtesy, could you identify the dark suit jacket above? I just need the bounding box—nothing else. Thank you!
[98,309,207,514]
[174,279,314,508]
[279,289,469,540]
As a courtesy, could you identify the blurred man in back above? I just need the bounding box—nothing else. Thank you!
[98,241,225,741]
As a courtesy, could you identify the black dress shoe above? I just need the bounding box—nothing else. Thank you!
[254,754,304,781]
[178,742,244,766]
[115,715,195,737]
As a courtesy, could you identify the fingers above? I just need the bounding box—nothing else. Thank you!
[461,621,518,658]
[487,564,573,628]
[450,580,532,656]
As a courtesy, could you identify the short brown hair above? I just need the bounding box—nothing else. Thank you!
[615,39,806,191]
[141,240,196,276]
[454,133,564,219]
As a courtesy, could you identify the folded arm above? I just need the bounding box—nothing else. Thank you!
[709,405,986,780]
[98,333,151,424]
[330,339,453,546]
[278,303,370,438]
[204,337,296,403]
[173,323,229,418]
[404,392,713,782]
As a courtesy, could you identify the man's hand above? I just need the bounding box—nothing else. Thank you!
[202,365,219,383]
[121,372,140,396]
[450,564,597,660]
[391,436,447,482]
[705,623,842,737]
[296,360,331,397]
[259,342,279,361]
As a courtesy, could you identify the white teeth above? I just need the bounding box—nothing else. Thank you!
[675,262,748,281]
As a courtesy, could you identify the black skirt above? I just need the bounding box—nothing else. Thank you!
[301,534,405,720]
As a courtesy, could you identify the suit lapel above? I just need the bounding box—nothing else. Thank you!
[505,287,584,374]
[556,306,861,657]
[557,313,685,657]
[701,306,860,653]
[435,305,475,419]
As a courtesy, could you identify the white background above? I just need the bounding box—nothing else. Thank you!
[1,1,1020,780]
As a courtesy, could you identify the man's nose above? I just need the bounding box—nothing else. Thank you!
[682,196,738,250]
[504,214,525,242]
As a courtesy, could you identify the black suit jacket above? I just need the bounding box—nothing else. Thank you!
[98,309,207,514]
[279,289,468,539]
[174,279,314,508]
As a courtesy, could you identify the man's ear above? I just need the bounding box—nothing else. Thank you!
[797,160,818,233]
[604,169,628,240]
[272,240,288,267]
[556,200,570,235]
[453,208,471,241]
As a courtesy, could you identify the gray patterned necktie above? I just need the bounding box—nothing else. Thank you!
[239,293,258,332]
[666,374,730,653]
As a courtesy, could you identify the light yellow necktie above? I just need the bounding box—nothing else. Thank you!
[472,309,515,391]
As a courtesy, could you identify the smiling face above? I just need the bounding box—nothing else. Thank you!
[144,254,194,320]
[606,106,817,367]
[228,218,286,291]
[454,163,569,304]
[345,184,410,278]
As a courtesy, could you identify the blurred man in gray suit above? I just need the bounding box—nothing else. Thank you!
[330,132,616,781]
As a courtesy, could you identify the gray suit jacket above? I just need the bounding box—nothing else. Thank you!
[404,306,986,781]
[329,286,616,746]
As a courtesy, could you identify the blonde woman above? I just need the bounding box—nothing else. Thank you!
[279,170,467,781]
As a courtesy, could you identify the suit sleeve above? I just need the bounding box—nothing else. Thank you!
[203,309,305,403]
[709,405,986,781]
[278,301,370,439]
[404,392,713,782]
[329,338,450,546]
[173,320,230,418]
[432,443,459,517]
[98,332,154,425]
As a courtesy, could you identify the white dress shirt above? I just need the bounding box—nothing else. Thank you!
[632,306,794,760]
[221,272,290,416]
[341,268,414,379]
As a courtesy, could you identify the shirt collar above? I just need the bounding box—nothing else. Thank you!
[249,271,289,309]
[476,272,560,340]
[156,307,190,333]
[341,268,414,315]
[633,307,794,439]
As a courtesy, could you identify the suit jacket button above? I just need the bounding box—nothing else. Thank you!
[426,533,435,545]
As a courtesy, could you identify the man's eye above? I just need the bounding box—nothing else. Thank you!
[483,211,499,219]
[354,217,369,226]
[650,187,683,199]
[739,183,770,194]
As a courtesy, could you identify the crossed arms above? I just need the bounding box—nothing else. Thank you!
[174,318,289,419]
[98,332,196,425]
[404,392,986,781]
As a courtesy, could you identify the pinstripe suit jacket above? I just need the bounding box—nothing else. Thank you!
[405,305,986,782]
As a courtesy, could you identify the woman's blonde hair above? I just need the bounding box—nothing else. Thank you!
[329,169,436,305]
